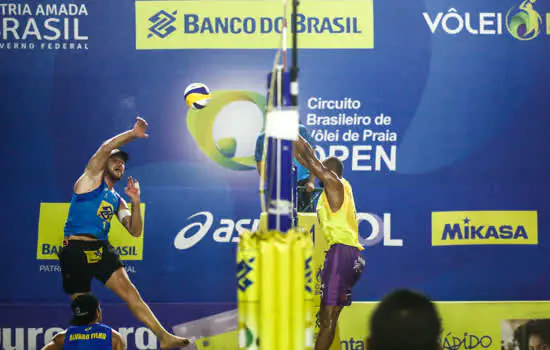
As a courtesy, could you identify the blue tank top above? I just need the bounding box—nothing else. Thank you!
[64,180,121,240]
[64,323,113,349]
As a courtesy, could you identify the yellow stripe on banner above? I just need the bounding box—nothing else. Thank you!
[338,301,550,350]
[186,92,211,105]
[201,300,550,350]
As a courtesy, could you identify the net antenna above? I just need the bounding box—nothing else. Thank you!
[259,0,300,232]
[290,0,299,107]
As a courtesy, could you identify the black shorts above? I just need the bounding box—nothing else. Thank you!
[58,239,124,294]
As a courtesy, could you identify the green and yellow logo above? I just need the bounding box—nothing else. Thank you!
[187,90,265,171]
[506,0,543,41]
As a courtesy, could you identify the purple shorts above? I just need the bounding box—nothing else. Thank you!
[320,244,365,306]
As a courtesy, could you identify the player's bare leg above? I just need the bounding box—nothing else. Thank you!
[315,305,343,350]
[105,267,191,349]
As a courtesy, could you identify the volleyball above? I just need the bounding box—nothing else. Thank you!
[184,83,211,110]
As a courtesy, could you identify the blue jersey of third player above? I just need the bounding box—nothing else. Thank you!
[254,124,317,182]
[64,180,122,241]
[64,323,113,349]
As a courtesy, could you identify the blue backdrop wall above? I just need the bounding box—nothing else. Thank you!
[1,0,549,348]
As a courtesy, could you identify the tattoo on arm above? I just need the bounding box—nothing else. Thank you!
[131,202,140,218]
[122,215,131,231]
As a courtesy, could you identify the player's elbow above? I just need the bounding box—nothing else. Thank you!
[130,227,143,237]
[130,229,142,237]
[98,142,113,155]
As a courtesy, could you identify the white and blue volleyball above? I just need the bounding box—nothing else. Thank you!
[184,83,211,109]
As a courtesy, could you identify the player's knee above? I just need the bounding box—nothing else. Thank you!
[319,307,341,330]
[106,269,139,299]
[319,315,337,330]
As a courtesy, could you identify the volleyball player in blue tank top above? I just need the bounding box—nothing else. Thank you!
[42,294,125,350]
[57,117,191,349]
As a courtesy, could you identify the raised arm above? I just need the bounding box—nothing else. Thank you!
[299,125,317,191]
[293,135,344,212]
[74,117,149,194]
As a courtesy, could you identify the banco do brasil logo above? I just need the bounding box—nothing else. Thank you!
[148,10,177,39]
[424,0,546,41]
[237,257,256,292]
[187,90,266,171]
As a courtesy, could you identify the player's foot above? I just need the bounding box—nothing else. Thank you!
[159,334,192,349]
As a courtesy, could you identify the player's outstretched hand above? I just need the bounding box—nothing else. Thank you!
[124,176,141,202]
[133,116,149,138]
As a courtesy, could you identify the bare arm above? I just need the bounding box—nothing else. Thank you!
[41,331,65,350]
[74,117,149,194]
[293,135,344,212]
[293,136,344,212]
[118,177,143,237]
[112,330,127,350]
[118,196,142,237]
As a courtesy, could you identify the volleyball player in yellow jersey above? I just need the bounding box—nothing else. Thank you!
[293,135,366,350]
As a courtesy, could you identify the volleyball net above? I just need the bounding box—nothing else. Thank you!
[237,0,316,349]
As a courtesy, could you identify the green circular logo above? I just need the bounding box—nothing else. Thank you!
[506,0,543,41]
[186,90,266,170]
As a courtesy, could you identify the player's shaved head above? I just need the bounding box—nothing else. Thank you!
[322,157,343,177]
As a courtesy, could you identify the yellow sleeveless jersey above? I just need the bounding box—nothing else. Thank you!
[316,178,364,251]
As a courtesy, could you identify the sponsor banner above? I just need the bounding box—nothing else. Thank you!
[338,301,550,350]
[423,1,549,41]
[186,91,399,174]
[175,211,403,251]
[5,301,548,349]
[37,203,146,261]
[431,211,538,246]
[0,1,89,51]
[135,0,374,50]
[4,0,550,311]
[174,210,260,251]
[0,303,235,350]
